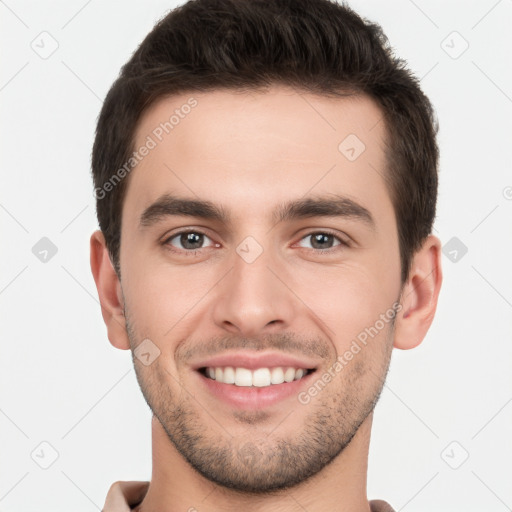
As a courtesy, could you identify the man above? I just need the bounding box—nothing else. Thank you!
[90,0,442,510]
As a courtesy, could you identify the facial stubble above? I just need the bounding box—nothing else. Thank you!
[125,305,394,495]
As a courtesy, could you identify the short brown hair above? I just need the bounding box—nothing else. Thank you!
[92,0,439,284]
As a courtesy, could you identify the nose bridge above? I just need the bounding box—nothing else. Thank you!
[211,237,294,336]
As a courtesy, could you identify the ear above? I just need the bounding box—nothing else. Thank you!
[394,234,443,350]
[90,230,130,350]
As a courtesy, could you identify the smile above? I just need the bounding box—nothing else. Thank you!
[200,366,315,387]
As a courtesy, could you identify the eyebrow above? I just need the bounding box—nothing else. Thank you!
[139,193,375,230]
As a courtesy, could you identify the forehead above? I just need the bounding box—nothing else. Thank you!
[124,85,390,225]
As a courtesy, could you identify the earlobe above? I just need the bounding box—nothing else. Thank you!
[90,230,131,350]
[393,235,443,350]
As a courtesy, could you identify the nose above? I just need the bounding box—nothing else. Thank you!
[211,243,296,338]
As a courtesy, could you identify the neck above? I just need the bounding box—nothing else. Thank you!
[137,414,373,512]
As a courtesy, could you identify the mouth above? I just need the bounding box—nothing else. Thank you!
[190,351,321,409]
[194,365,318,410]
[198,366,316,387]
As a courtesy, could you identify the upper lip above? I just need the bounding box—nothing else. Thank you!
[192,351,320,371]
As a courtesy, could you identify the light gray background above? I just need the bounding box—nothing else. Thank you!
[1,1,511,510]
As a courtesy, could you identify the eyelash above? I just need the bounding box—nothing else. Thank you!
[162,229,350,257]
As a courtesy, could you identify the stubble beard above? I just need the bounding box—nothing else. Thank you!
[125,308,394,494]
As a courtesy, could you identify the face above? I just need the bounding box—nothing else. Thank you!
[119,85,402,492]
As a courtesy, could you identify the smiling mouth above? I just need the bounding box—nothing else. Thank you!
[198,366,316,387]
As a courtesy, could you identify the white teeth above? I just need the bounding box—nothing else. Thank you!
[223,366,235,384]
[294,369,305,380]
[204,366,310,387]
[284,367,296,382]
[270,367,285,384]
[252,368,271,387]
[235,368,252,386]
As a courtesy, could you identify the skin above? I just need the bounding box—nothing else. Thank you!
[91,85,442,512]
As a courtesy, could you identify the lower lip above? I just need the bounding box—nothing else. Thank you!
[196,370,316,410]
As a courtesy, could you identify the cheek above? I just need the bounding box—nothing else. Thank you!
[292,263,396,347]
[122,260,214,344]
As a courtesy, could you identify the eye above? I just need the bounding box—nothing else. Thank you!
[297,231,349,251]
[163,230,217,253]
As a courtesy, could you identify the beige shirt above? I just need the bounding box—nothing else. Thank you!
[102,481,396,512]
